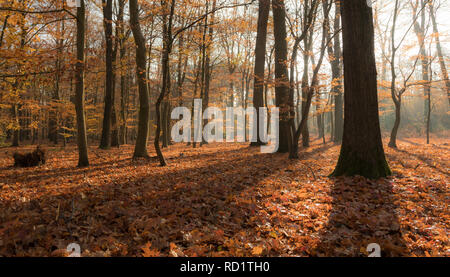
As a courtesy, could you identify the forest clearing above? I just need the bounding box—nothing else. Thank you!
[0,137,448,257]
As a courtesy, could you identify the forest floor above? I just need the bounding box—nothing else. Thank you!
[0,138,448,257]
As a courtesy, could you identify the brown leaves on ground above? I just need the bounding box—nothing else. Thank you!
[0,138,448,257]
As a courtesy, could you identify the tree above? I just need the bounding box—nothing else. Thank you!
[290,0,330,159]
[429,0,450,106]
[155,0,176,165]
[388,0,422,148]
[130,0,150,158]
[110,0,125,147]
[286,0,319,149]
[411,0,431,133]
[116,0,129,145]
[74,0,89,167]
[250,0,270,147]
[48,0,66,145]
[99,0,114,149]
[271,0,291,153]
[328,4,343,143]
[331,0,391,178]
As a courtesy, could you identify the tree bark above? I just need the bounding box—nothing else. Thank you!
[412,0,431,124]
[154,0,176,166]
[130,0,150,158]
[99,0,114,149]
[250,0,270,146]
[49,18,64,145]
[75,0,89,167]
[429,3,450,106]
[272,0,291,153]
[388,0,402,149]
[111,2,123,148]
[329,4,343,143]
[331,0,391,178]
[11,104,19,147]
[388,100,401,148]
[300,29,313,148]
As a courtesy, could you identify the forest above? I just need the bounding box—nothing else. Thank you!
[0,0,448,257]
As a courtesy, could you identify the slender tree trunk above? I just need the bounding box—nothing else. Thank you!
[291,0,330,159]
[199,8,207,146]
[250,0,270,146]
[388,0,401,149]
[11,104,19,147]
[155,0,175,166]
[330,97,334,141]
[331,0,391,178]
[119,7,129,146]
[426,89,431,144]
[317,103,324,140]
[199,0,215,146]
[272,0,291,153]
[331,5,343,143]
[130,0,150,158]
[301,30,313,148]
[49,18,63,145]
[412,0,430,123]
[99,0,114,149]
[111,90,119,146]
[110,2,122,148]
[75,0,89,167]
[161,100,169,148]
[228,76,234,108]
[426,61,433,144]
[429,4,450,106]
[388,101,401,148]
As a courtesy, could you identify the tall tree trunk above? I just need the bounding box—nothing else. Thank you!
[75,0,89,167]
[130,0,150,158]
[429,3,450,106]
[301,30,313,148]
[188,52,202,147]
[412,0,430,125]
[290,0,330,159]
[99,0,114,149]
[176,30,187,107]
[110,2,121,148]
[426,60,433,144]
[331,0,391,178]
[199,0,215,146]
[250,0,270,146]
[49,18,64,145]
[272,0,291,153]
[388,0,401,149]
[155,0,175,166]
[330,5,343,143]
[426,87,431,144]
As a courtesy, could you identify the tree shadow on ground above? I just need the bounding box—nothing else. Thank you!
[313,176,409,257]
[391,148,449,177]
[399,138,450,151]
[0,146,249,184]
[0,146,293,256]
